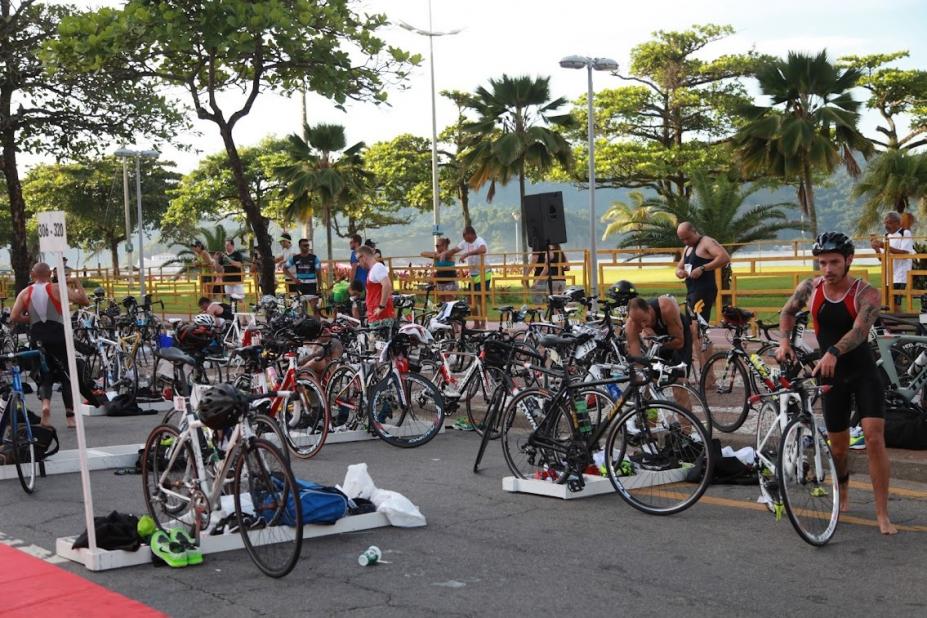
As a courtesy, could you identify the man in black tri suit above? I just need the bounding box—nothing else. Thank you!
[776,231,896,535]
[675,222,730,366]
[625,295,693,409]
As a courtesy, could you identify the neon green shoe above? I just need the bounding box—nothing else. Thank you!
[170,528,203,566]
[150,530,188,568]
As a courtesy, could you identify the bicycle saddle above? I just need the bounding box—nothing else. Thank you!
[721,305,754,325]
[496,305,514,313]
[538,332,593,350]
[157,347,198,366]
[417,283,436,292]
[232,345,263,359]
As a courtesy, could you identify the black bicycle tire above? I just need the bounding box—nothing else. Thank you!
[233,438,303,578]
[604,400,713,516]
[280,379,330,460]
[368,372,445,448]
[11,396,36,494]
[141,423,197,533]
[778,416,839,546]
[700,352,751,432]
[325,364,364,431]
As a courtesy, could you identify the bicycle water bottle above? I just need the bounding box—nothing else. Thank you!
[748,353,770,380]
[908,349,927,376]
[606,383,622,401]
[574,398,592,434]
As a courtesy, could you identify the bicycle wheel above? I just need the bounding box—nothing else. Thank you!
[325,365,364,430]
[9,397,36,494]
[652,382,713,441]
[778,417,839,546]
[466,365,508,435]
[499,388,570,481]
[604,401,712,515]
[700,353,751,432]
[233,438,303,578]
[141,424,198,533]
[368,372,445,447]
[280,379,329,459]
[252,413,290,463]
[754,400,782,513]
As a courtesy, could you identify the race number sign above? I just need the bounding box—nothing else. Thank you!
[37,211,68,252]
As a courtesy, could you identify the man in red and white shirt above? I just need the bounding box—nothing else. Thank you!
[356,245,394,324]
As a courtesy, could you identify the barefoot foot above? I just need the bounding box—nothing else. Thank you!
[878,515,898,535]
[839,484,850,513]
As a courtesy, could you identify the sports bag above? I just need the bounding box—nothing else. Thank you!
[175,322,216,352]
[884,405,927,450]
[269,478,349,526]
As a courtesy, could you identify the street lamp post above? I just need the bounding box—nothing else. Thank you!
[512,212,520,255]
[559,55,618,310]
[399,2,461,237]
[114,147,160,296]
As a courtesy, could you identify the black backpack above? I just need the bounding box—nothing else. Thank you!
[0,410,59,465]
[884,405,927,450]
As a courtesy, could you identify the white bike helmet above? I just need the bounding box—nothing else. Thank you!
[398,322,434,344]
[193,313,215,328]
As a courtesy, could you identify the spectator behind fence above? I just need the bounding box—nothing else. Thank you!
[210,251,224,297]
[221,239,246,299]
[275,233,297,294]
[448,226,491,329]
[420,237,458,301]
[530,243,568,300]
[349,234,368,286]
[871,211,914,310]
[181,240,216,297]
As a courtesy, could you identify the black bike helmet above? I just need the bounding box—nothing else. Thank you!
[198,384,249,431]
[564,286,586,303]
[607,280,638,306]
[292,316,322,341]
[812,232,854,257]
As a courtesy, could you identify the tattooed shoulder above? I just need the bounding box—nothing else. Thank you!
[783,278,814,314]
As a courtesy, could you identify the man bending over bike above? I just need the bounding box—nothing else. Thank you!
[776,232,896,535]
[625,296,692,410]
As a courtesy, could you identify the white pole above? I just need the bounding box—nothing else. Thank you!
[586,64,598,311]
[121,158,132,294]
[427,0,440,236]
[135,156,146,296]
[53,252,97,554]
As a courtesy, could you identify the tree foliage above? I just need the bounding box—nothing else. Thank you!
[850,150,927,230]
[733,51,873,237]
[23,158,178,273]
[1,0,183,291]
[47,0,419,293]
[579,24,768,199]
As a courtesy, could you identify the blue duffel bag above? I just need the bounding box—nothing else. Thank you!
[262,477,349,526]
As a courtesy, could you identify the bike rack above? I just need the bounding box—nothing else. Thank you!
[502,467,689,500]
[55,511,395,572]
[0,443,142,482]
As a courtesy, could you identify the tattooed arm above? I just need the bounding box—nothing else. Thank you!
[833,286,880,355]
[778,278,815,350]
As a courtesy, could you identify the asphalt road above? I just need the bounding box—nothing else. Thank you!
[2,405,927,617]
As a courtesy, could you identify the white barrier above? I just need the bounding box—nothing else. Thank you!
[0,444,142,482]
[502,467,689,500]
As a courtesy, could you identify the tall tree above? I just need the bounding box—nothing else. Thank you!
[462,74,575,257]
[278,123,370,283]
[1,0,182,291]
[48,0,418,294]
[733,51,873,238]
[850,149,927,230]
[838,51,927,151]
[439,90,478,228]
[582,24,767,200]
[619,172,798,265]
[163,138,289,240]
[22,158,179,273]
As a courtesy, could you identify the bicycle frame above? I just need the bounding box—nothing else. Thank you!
[874,332,927,403]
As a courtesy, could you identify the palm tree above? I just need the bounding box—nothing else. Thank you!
[462,75,575,258]
[851,149,927,231]
[602,191,672,267]
[277,123,370,285]
[620,172,798,286]
[734,51,874,238]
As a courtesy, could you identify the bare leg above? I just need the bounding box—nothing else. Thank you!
[828,429,850,512]
[860,417,898,535]
[40,398,52,427]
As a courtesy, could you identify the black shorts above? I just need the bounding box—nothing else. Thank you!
[657,316,693,368]
[686,289,715,324]
[821,371,885,433]
[296,282,318,296]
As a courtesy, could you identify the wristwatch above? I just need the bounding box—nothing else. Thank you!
[826,345,840,358]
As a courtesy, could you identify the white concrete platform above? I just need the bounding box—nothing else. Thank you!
[502,466,689,500]
[0,444,142,481]
[56,511,393,571]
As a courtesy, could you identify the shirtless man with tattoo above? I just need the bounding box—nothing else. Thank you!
[776,232,897,535]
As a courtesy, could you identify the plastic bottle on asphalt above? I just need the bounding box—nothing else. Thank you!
[358,546,382,566]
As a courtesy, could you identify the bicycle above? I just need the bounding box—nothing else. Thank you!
[752,375,839,546]
[699,308,816,432]
[499,349,713,515]
[0,350,47,493]
[141,388,303,578]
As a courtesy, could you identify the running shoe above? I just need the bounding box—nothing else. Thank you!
[849,428,866,450]
[451,418,474,431]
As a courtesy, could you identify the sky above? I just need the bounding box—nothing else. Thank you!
[60,0,927,173]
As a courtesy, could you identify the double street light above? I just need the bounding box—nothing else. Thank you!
[559,55,618,308]
[399,1,461,237]
[114,147,160,296]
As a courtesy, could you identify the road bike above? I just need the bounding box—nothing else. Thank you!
[0,350,47,494]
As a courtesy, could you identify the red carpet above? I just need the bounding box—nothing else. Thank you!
[0,543,164,617]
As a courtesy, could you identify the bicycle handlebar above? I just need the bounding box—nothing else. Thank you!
[2,349,49,373]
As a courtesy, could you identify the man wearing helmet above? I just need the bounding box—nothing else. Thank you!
[776,231,896,535]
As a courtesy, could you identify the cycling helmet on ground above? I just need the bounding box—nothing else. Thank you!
[812,232,854,257]
[607,280,638,306]
[198,383,249,431]
[193,313,215,328]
